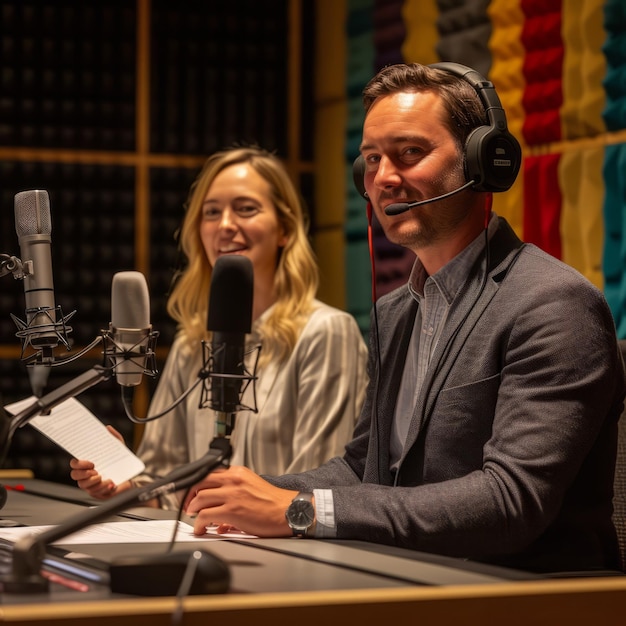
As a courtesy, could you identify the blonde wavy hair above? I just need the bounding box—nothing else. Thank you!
[167,146,319,367]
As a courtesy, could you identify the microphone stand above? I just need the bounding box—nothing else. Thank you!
[0,335,236,594]
[0,321,251,593]
[0,437,231,593]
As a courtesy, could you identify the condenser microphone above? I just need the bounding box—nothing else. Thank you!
[110,271,152,387]
[384,179,476,215]
[13,190,59,396]
[206,255,254,438]
[14,190,56,351]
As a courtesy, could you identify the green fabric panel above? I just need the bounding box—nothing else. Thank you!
[346,240,374,336]
[602,143,626,339]
[345,0,374,328]
[601,0,626,335]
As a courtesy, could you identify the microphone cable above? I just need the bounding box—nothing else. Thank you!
[171,549,203,626]
[119,377,204,424]
[366,201,385,481]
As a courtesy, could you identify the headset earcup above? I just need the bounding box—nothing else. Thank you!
[429,61,522,193]
[465,126,521,192]
[352,155,368,199]
[464,126,491,190]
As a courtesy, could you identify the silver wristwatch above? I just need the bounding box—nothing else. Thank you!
[285,492,315,537]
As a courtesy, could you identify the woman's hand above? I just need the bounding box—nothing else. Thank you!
[184,465,297,537]
[69,425,131,499]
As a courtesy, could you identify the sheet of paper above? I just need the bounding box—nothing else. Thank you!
[4,396,145,485]
[0,520,257,545]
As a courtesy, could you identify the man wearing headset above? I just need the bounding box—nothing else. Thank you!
[184,62,626,574]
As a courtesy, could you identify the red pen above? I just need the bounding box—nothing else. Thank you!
[41,570,90,592]
[5,485,25,491]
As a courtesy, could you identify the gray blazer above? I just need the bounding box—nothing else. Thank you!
[271,217,626,573]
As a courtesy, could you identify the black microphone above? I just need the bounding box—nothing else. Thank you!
[384,179,476,215]
[205,255,254,438]
[109,271,153,388]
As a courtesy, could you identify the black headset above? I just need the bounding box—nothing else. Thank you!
[352,62,522,198]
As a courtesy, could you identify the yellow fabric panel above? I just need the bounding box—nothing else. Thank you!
[579,0,607,136]
[561,0,607,139]
[314,228,349,309]
[558,147,605,289]
[315,0,348,310]
[561,0,584,139]
[401,0,439,64]
[487,0,525,237]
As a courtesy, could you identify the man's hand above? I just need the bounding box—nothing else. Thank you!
[184,465,298,537]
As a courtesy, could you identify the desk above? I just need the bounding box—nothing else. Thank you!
[1,480,626,625]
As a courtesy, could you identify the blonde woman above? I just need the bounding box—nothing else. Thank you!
[70,146,368,509]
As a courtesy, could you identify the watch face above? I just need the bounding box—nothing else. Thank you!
[287,499,315,530]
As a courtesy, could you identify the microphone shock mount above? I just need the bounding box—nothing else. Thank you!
[199,340,261,438]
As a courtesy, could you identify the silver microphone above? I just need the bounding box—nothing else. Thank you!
[110,271,152,387]
[12,190,75,397]
[13,190,57,355]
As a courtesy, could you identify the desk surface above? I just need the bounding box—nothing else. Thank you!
[0,479,531,593]
[1,479,626,625]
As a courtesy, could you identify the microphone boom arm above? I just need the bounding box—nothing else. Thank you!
[3,364,114,458]
[1,325,159,463]
[1,439,230,593]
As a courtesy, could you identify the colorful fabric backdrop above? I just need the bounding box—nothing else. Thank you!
[345,0,626,340]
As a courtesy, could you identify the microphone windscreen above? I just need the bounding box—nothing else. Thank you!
[207,256,253,334]
[384,202,411,216]
[111,272,150,329]
[14,190,52,237]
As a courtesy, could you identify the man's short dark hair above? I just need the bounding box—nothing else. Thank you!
[362,63,488,153]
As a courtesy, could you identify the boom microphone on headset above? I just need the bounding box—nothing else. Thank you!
[384,180,477,216]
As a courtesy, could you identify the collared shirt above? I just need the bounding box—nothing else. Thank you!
[390,214,497,469]
[314,212,498,536]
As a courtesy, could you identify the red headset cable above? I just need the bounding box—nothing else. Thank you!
[366,200,377,303]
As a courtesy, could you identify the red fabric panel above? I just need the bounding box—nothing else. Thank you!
[520,0,563,145]
[523,153,563,259]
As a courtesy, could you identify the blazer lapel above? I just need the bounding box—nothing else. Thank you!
[364,291,418,485]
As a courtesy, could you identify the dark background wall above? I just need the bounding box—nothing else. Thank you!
[0,0,315,483]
